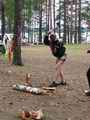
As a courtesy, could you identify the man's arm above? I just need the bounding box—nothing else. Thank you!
[44,35,50,46]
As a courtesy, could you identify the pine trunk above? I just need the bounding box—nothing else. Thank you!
[58,0,61,38]
[63,0,67,43]
[1,1,5,41]
[39,0,42,43]
[70,1,73,44]
[53,0,55,33]
[74,0,78,44]
[78,0,81,43]
[13,0,23,65]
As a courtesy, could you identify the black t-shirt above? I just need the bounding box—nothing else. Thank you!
[44,35,66,58]
[51,40,66,58]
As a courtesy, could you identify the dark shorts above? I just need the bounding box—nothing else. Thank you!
[58,54,67,62]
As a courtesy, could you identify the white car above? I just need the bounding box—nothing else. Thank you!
[87,35,90,43]
[3,34,13,41]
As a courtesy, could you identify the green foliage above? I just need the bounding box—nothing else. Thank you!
[32,0,45,11]
[32,0,40,10]
[0,44,6,54]
[4,0,33,31]
[5,0,15,22]
[81,4,90,20]
[4,0,45,25]
[25,0,32,19]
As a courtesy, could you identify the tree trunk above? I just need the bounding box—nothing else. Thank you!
[1,1,5,41]
[27,19,31,43]
[67,24,70,44]
[47,0,50,31]
[58,0,61,38]
[39,0,42,43]
[46,0,48,33]
[28,19,30,43]
[53,0,55,33]
[48,0,52,30]
[63,0,67,43]
[78,0,81,43]
[70,1,73,44]
[66,1,70,44]
[74,0,78,44]
[8,17,12,33]
[13,0,23,65]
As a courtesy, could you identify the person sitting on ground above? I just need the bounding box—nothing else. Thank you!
[44,32,67,87]
[85,50,90,96]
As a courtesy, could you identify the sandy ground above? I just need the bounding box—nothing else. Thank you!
[0,45,90,120]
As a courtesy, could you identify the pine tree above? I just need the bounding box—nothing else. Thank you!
[13,0,23,65]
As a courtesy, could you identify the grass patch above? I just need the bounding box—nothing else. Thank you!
[66,44,90,55]
[21,44,90,57]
